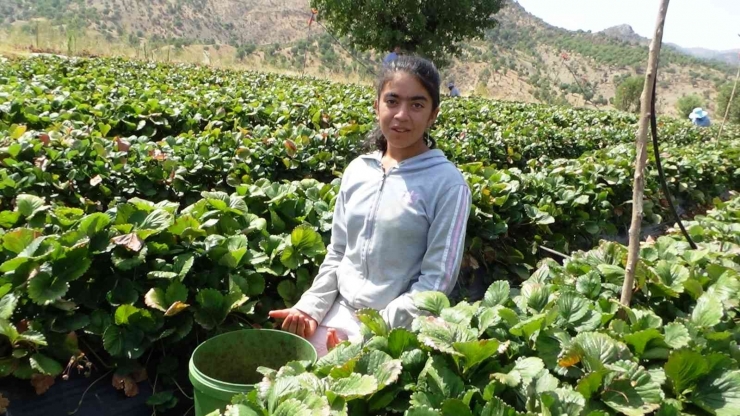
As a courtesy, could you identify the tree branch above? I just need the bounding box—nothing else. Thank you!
[621,0,670,308]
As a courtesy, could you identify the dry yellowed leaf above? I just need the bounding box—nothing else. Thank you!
[31,374,55,395]
[164,301,190,317]
[110,233,144,252]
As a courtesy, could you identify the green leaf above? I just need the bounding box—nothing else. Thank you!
[79,213,111,236]
[441,398,473,416]
[2,228,38,254]
[387,327,418,358]
[707,272,740,303]
[221,404,261,416]
[602,361,662,416]
[165,281,188,304]
[29,353,63,376]
[406,406,442,416]
[9,124,27,139]
[355,350,402,390]
[452,339,500,373]
[174,253,195,279]
[194,289,228,330]
[419,355,465,401]
[413,292,450,316]
[557,292,590,324]
[329,373,378,399]
[52,248,91,283]
[512,357,545,386]
[356,308,389,337]
[277,280,297,305]
[491,371,521,387]
[576,371,604,400]
[480,398,520,416]
[315,342,363,375]
[417,316,476,355]
[562,332,629,372]
[482,281,510,307]
[115,304,141,325]
[656,399,683,416]
[28,269,69,305]
[88,310,113,335]
[16,194,46,218]
[273,398,312,416]
[139,209,173,231]
[0,293,18,319]
[663,322,690,349]
[102,325,145,359]
[440,301,477,327]
[279,246,300,269]
[542,388,587,416]
[624,329,663,356]
[0,211,20,228]
[290,224,325,257]
[597,264,626,285]
[0,319,19,343]
[651,261,689,297]
[665,350,709,396]
[509,313,547,339]
[693,370,740,416]
[144,288,168,312]
[692,293,724,327]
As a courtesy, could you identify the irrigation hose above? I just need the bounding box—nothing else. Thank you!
[649,76,698,250]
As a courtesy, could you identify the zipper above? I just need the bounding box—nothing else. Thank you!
[354,161,391,305]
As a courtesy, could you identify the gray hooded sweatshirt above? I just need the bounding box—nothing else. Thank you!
[293,149,472,329]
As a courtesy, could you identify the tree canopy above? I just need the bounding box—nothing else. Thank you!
[717,84,740,125]
[311,0,505,66]
[614,76,644,113]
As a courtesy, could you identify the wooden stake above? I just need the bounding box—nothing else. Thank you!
[718,40,740,141]
[621,0,671,307]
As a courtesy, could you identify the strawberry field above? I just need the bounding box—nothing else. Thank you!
[1,55,740,415]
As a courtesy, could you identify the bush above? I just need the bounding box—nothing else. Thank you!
[717,84,740,125]
[676,94,705,118]
[614,76,644,113]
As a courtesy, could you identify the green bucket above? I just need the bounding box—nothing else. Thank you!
[189,329,317,415]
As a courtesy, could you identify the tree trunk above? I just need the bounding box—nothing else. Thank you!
[621,0,671,307]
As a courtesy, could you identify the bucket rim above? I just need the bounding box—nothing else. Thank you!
[189,328,317,390]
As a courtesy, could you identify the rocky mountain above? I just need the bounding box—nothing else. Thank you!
[0,0,735,116]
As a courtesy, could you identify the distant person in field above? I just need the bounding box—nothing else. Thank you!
[689,107,711,127]
[448,81,461,97]
[383,46,401,66]
[270,55,472,357]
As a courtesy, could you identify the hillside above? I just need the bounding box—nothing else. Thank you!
[0,0,735,116]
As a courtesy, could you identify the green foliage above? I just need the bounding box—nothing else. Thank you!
[676,94,705,118]
[310,0,505,65]
[614,76,644,113]
[236,43,257,61]
[1,55,740,412]
[717,84,740,125]
[213,195,740,415]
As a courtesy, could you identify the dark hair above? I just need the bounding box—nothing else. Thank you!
[369,55,441,153]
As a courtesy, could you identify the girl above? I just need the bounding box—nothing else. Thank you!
[269,55,472,356]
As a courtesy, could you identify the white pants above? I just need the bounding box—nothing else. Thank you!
[307,300,362,357]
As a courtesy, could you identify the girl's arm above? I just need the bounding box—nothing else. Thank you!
[381,184,472,329]
[293,184,349,324]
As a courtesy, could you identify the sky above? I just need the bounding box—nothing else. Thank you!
[516,0,740,51]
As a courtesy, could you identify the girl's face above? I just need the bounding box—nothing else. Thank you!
[375,72,439,155]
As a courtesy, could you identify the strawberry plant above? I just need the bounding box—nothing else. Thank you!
[210,193,740,416]
[2,55,740,413]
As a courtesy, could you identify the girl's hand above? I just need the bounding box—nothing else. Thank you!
[268,308,318,339]
[326,328,341,351]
